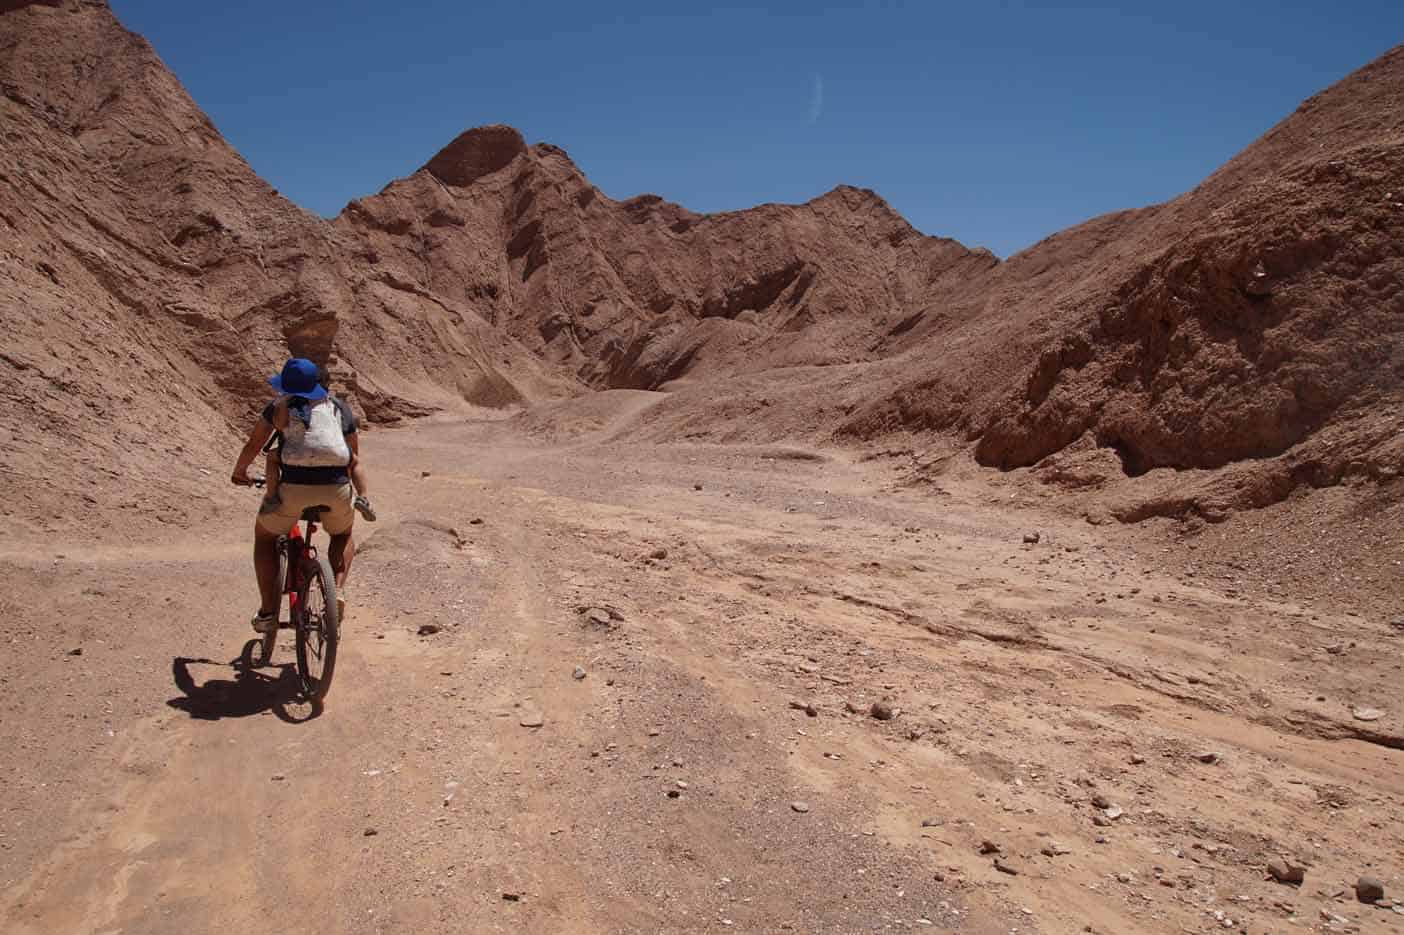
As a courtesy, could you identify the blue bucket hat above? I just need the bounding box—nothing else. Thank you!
[268,358,328,401]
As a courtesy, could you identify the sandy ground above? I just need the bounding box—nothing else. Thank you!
[2,395,1402,935]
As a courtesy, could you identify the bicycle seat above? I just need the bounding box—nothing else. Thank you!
[301,505,330,522]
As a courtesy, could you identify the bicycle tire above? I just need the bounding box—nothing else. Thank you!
[294,552,339,701]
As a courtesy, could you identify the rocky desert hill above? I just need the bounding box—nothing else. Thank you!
[6,5,1404,935]
[1,0,1401,540]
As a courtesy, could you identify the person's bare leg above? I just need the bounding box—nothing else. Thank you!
[254,526,282,617]
[350,457,370,498]
[328,531,355,592]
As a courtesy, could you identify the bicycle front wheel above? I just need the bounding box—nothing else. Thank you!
[294,552,339,701]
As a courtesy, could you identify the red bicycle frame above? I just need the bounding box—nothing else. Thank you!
[284,519,321,618]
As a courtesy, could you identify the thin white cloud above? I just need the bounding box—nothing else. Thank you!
[808,72,824,123]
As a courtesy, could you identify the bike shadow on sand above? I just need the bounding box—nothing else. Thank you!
[167,641,322,723]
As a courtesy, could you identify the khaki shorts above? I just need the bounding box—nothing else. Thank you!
[257,482,355,536]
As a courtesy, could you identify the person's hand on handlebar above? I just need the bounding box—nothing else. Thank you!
[230,469,265,487]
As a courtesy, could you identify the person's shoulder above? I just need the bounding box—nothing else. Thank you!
[333,395,358,430]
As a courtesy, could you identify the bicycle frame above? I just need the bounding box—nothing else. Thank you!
[282,518,322,619]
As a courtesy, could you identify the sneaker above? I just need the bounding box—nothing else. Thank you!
[251,610,278,634]
[354,495,377,522]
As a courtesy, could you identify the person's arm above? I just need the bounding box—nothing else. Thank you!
[231,418,275,485]
[347,432,371,497]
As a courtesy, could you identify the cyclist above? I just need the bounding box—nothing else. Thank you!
[263,364,376,523]
[230,358,362,632]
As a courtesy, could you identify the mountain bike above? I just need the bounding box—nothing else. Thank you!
[244,478,340,702]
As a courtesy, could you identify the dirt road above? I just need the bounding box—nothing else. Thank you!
[3,400,1402,934]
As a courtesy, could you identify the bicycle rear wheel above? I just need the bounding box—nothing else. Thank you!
[294,552,339,700]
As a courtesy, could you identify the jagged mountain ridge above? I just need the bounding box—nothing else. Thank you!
[1,0,1400,536]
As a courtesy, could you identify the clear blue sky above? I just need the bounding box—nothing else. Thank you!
[113,0,1400,257]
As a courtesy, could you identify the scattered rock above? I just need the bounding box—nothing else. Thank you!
[1041,843,1072,857]
[870,701,895,721]
[1023,532,1041,544]
[572,666,587,680]
[581,607,621,629]
[363,828,378,837]
[675,780,689,790]
[420,471,432,478]
[693,483,703,491]
[791,801,811,813]
[1129,753,1146,765]
[502,892,521,902]
[519,710,544,728]
[994,858,1019,875]
[469,517,484,525]
[1103,805,1124,821]
[788,700,818,717]
[1267,858,1305,885]
[416,623,441,636]
[978,840,1001,855]
[1353,707,1385,722]
[1091,793,1112,809]
[844,701,862,714]
[648,547,668,560]
[1092,814,1112,828]
[921,818,943,828]
[1356,877,1385,902]
[1116,872,1133,884]
[67,647,83,656]
[665,789,681,799]
[1193,751,1221,764]
[270,773,286,781]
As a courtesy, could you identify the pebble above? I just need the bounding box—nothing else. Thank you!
[1129,753,1146,765]
[870,701,895,721]
[363,828,378,837]
[270,773,286,781]
[420,471,431,478]
[1023,532,1041,544]
[791,801,811,813]
[978,840,1001,855]
[572,666,587,680]
[519,711,544,728]
[416,623,441,636]
[1193,751,1221,764]
[1116,872,1133,884]
[993,858,1019,875]
[67,648,83,657]
[648,547,668,560]
[665,789,681,799]
[921,818,943,828]
[1091,794,1112,809]
[1041,843,1072,857]
[1353,707,1385,722]
[1356,876,1385,902]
